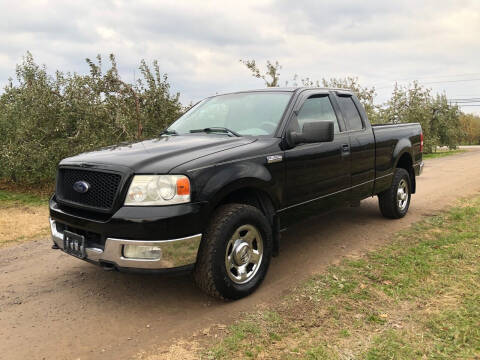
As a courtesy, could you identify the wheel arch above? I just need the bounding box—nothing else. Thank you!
[200,162,281,256]
[394,150,416,194]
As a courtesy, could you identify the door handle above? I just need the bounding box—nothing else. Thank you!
[341,144,350,156]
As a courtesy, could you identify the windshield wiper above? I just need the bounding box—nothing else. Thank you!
[189,127,241,137]
[159,129,178,136]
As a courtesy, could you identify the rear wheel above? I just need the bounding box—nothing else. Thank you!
[194,204,272,300]
[378,168,411,219]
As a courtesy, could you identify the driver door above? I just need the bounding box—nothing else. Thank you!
[279,91,352,227]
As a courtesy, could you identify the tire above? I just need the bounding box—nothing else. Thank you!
[378,168,411,219]
[193,204,273,300]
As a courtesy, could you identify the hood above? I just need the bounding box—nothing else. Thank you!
[60,134,256,173]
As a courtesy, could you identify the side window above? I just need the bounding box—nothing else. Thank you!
[336,96,364,131]
[294,96,340,134]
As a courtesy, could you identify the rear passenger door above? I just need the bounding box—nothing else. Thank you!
[333,92,375,201]
[280,91,351,227]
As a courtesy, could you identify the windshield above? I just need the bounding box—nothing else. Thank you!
[168,92,292,136]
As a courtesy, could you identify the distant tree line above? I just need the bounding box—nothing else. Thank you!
[241,59,480,153]
[1,54,479,188]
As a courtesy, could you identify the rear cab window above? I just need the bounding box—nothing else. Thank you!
[336,95,364,131]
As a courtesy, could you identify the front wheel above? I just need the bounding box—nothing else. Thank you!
[193,204,273,300]
[378,168,411,219]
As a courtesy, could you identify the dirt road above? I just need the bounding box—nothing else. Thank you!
[1,148,480,360]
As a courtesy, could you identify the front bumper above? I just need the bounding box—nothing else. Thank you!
[50,218,202,271]
[49,195,208,271]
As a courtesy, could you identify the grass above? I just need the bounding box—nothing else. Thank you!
[423,149,466,159]
[0,189,50,247]
[0,189,48,207]
[200,197,480,359]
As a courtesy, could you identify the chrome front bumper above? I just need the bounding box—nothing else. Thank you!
[50,219,202,270]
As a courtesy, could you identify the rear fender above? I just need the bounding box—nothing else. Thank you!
[392,138,413,166]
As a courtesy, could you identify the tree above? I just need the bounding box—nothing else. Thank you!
[241,60,378,121]
[379,82,463,152]
[459,113,480,145]
[240,59,281,87]
[321,77,377,123]
[430,94,461,149]
[239,59,463,154]
[0,52,182,186]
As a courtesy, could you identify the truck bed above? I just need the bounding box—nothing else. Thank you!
[371,122,423,194]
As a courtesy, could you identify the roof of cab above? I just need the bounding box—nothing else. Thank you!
[217,87,353,96]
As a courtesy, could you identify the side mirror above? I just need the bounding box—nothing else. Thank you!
[287,121,334,146]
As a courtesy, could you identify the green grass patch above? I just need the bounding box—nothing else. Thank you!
[423,149,466,159]
[0,189,48,207]
[364,330,419,359]
[201,197,480,359]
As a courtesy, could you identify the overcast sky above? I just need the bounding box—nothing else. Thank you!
[1,0,479,113]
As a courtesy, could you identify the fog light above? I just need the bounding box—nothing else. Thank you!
[123,245,162,260]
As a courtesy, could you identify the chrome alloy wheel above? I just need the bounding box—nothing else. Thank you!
[397,179,409,211]
[225,224,263,284]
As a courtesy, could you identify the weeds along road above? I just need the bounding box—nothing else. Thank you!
[1,147,480,360]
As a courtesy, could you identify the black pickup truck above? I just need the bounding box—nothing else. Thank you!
[49,87,423,299]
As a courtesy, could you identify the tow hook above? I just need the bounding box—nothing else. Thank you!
[101,263,116,271]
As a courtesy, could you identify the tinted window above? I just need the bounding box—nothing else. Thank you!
[294,96,340,134]
[336,96,364,131]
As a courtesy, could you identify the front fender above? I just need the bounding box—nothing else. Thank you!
[197,161,281,211]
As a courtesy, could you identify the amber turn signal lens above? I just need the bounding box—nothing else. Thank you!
[176,177,190,195]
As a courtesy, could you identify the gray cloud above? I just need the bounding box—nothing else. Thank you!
[0,0,479,113]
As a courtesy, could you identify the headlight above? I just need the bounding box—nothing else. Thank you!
[124,175,190,206]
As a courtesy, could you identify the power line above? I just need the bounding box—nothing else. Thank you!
[377,78,480,90]
[392,72,480,82]
[451,102,480,106]
[447,97,480,109]
[448,97,480,101]
[421,78,480,85]
[448,98,480,103]
[376,73,480,87]
[446,94,480,98]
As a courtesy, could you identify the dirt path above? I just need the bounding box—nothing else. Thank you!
[1,148,480,360]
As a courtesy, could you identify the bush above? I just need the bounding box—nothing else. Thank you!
[0,53,182,186]
[379,82,462,152]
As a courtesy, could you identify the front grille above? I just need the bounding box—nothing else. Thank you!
[56,168,122,211]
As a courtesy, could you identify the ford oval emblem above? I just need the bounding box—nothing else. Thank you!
[73,181,90,194]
